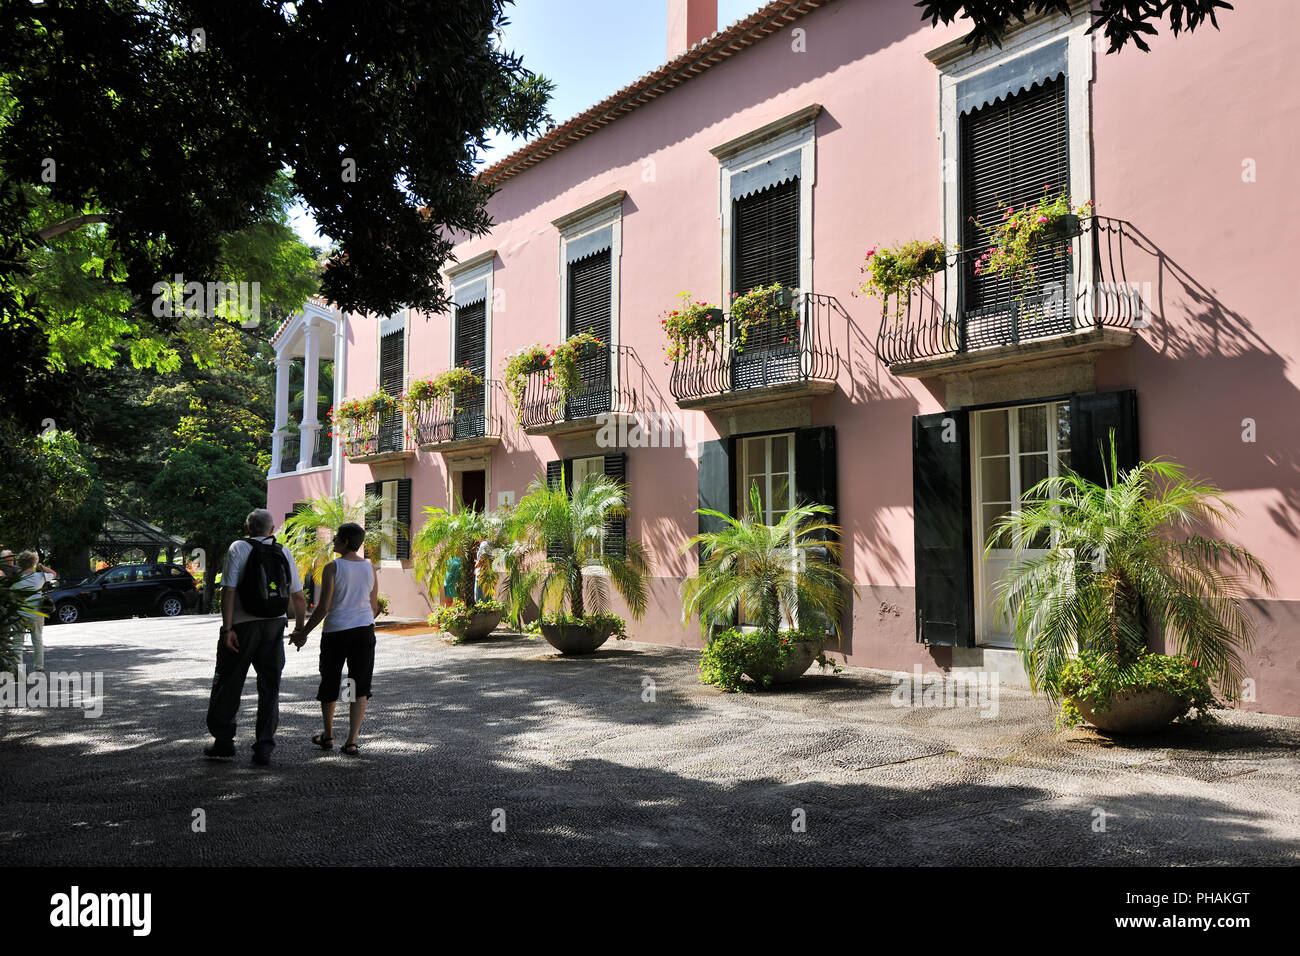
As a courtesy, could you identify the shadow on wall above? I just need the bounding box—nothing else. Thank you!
[1114,222,1300,541]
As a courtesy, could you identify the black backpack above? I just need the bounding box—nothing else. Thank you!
[236,537,293,617]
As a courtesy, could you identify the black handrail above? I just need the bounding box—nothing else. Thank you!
[875,216,1144,366]
[410,379,503,447]
[668,291,842,403]
[518,344,640,429]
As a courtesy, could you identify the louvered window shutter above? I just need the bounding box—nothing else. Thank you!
[733,177,800,295]
[961,76,1070,346]
[602,453,627,558]
[545,460,566,559]
[395,478,412,560]
[363,482,381,539]
[913,412,974,647]
[453,300,488,439]
[379,329,405,452]
[566,250,612,419]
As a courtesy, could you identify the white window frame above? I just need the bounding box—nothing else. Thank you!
[932,11,1095,331]
[379,478,399,562]
[553,192,624,400]
[712,105,819,309]
[570,455,607,558]
[971,400,1071,646]
[737,433,796,524]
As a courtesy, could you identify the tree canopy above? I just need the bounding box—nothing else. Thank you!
[916,0,1233,53]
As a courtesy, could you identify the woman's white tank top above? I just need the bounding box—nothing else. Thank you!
[323,558,375,633]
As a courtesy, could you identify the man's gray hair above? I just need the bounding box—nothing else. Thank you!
[246,508,275,536]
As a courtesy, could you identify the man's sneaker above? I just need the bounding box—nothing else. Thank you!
[251,748,272,767]
[204,741,236,760]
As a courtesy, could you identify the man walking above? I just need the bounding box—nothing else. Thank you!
[204,509,305,766]
[14,551,56,671]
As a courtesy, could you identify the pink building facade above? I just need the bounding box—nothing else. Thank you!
[268,0,1300,715]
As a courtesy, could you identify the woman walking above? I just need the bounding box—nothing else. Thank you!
[292,522,377,757]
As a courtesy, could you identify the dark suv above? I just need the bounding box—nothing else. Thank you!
[44,563,199,625]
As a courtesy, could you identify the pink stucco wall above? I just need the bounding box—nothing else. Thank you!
[270,0,1300,713]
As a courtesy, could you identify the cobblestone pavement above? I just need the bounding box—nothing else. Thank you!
[2,615,1298,866]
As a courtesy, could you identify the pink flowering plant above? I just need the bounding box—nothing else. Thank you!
[971,188,1094,292]
[400,364,481,418]
[503,344,550,412]
[729,283,796,354]
[332,390,398,457]
[660,291,723,362]
[549,330,605,400]
[856,238,948,324]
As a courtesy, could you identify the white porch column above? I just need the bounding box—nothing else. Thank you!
[298,320,321,470]
[331,314,347,495]
[272,356,291,475]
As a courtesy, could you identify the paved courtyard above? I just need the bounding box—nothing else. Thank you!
[1,615,1298,866]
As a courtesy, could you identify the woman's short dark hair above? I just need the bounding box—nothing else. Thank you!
[336,522,366,553]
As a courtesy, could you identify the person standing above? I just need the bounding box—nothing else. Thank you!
[292,522,377,757]
[15,551,56,671]
[0,550,20,582]
[204,509,305,766]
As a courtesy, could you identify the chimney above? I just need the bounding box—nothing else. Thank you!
[667,0,717,60]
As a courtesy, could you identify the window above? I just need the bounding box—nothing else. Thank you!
[138,566,165,581]
[733,178,800,296]
[453,298,488,438]
[566,250,612,418]
[365,478,411,561]
[738,433,795,525]
[546,454,627,558]
[101,568,130,585]
[378,314,406,453]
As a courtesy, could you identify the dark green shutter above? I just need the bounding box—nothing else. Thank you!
[698,439,734,539]
[395,478,412,560]
[545,460,565,559]
[379,328,405,452]
[453,299,488,440]
[733,177,800,295]
[363,481,380,538]
[913,411,974,647]
[1070,389,1139,488]
[794,427,837,527]
[603,453,627,558]
[567,250,612,419]
[961,75,1070,345]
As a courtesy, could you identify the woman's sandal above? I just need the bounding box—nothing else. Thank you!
[311,733,334,750]
[341,742,360,757]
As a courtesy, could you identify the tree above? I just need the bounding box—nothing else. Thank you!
[0,0,552,325]
[681,484,849,638]
[146,440,266,604]
[990,438,1273,696]
[916,0,1233,53]
[0,424,94,551]
[512,471,651,621]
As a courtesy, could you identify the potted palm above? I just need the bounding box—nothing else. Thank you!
[681,484,850,691]
[991,436,1273,734]
[512,469,651,655]
[412,501,511,641]
[281,491,407,589]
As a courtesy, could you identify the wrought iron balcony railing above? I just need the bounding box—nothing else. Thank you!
[668,292,841,405]
[278,434,300,474]
[409,379,503,448]
[876,216,1144,367]
[342,409,405,460]
[518,344,640,430]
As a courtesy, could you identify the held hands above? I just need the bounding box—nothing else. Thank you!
[289,625,308,650]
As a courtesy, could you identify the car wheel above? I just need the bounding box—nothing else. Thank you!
[159,594,184,617]
[55,601,80,625]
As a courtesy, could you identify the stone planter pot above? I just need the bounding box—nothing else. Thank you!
[1071,688,1186,735]
[744,640,822,685]
[540,622,611,656]
[1046,214,1081,240]
[450,609,503,642]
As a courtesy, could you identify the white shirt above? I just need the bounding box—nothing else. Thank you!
[16,570,54,620]
[222,537,303,624]
[323,558,375,634]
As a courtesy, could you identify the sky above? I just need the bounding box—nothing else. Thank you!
[289,0,766,246]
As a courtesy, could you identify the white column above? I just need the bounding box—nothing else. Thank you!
[298,320,321,470]
[272,356,291,474]
[331,315,346,495]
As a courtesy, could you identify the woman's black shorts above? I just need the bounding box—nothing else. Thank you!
[316,625,376,702]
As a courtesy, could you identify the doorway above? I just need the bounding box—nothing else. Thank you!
[457,469,486,512]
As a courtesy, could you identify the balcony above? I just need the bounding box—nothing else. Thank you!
[518,344,640,436]
[342,411,413,464]
[410,379,504,455]
[669,292,841,410]
[876,217,1142,376]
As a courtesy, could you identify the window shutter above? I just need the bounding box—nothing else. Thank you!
[1070,389,1139,488]
[697,438,736,628]
[603,453,627,558]
[733,177,800,295]
[545,460,565,559]
[395,478,412,560]
[961,75,1070,344]
[379,328,405,452]
[454,299,487,378]
[363,481,381,537]
[794,427,838,527]
[566,250,613,419]
[913,411,974,647]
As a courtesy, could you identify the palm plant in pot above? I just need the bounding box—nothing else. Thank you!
[682,484,850,692]
[512,469,650,655]
[991,436,1273,734]
[413,500,511,642]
